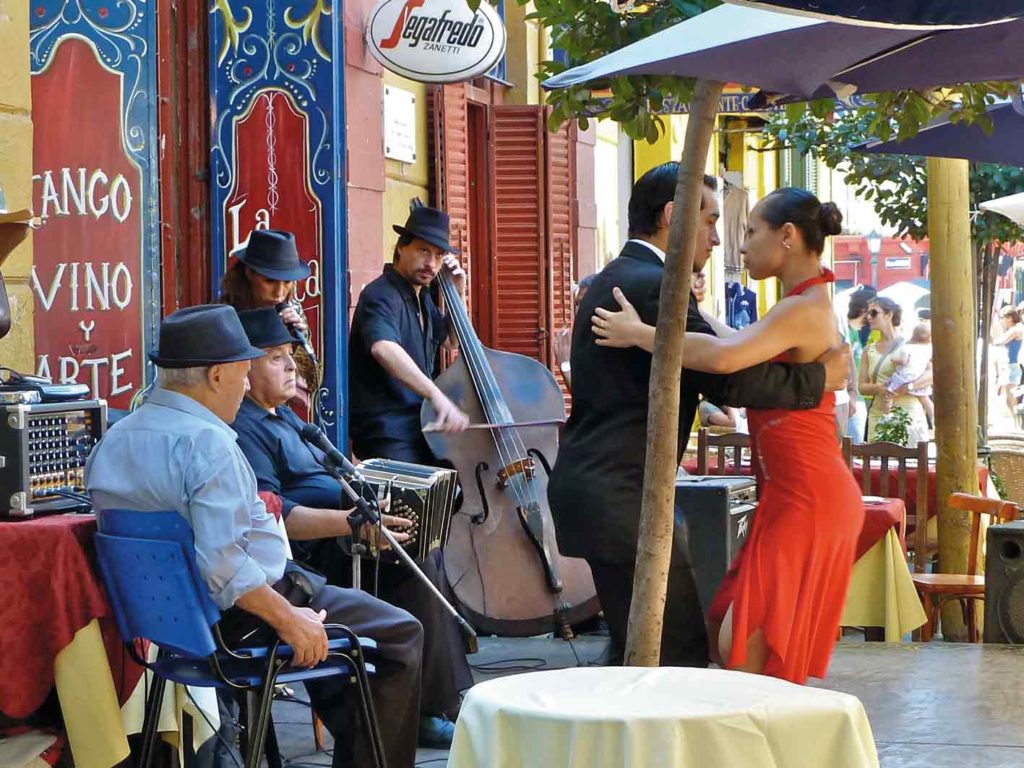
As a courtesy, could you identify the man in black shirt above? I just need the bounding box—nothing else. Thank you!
[348,206,469,464]
[233,308,472,748]
[548,164,851,667]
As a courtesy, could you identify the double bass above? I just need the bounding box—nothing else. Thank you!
[422,269,599,637]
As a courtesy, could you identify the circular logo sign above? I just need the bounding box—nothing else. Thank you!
[365,0,507,84]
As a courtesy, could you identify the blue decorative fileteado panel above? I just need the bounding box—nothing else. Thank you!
[209,0,347,442]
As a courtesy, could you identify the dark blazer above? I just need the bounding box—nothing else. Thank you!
[548,240,825,564]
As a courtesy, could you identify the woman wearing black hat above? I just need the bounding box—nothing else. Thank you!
[220,229,318,413]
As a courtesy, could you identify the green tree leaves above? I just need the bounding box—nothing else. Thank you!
[763,108,1024,245]
[520,0,1022,246]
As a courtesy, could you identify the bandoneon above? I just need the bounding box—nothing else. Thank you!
[356,458,458,563]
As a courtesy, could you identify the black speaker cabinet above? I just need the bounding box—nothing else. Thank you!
[984,520,1024,643]
[675,474,757,611]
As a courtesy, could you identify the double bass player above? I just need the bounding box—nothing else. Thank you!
[349,206,469,463]
[352,204,600,638]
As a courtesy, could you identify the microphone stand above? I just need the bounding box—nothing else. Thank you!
[323,457,479,654]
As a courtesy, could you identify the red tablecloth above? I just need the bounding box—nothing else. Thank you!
[0,514,143,718]
[854,465,988,522]
[857,499,904,559]
[681,460,988,521]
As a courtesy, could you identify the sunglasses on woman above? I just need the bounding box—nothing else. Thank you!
[867,309,881,318]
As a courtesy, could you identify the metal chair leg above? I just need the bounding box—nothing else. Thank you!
[139,672,168,768]
[347,648,387,768]
[324,628,386,768]
[323,625,387,768]
[237,691,254,767]
[264,711,283,768]
[247,660,285,768]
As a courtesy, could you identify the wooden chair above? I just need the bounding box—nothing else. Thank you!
[841,438,928,570]
[911,493,1020,642]
[696,428,751,475]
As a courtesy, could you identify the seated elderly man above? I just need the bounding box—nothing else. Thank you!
[85,305,424,768]
[231,308,471,748]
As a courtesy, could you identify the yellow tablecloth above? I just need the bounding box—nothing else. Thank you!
[447,666,879,768]
[53,620,218,768]
[841,529,927,641]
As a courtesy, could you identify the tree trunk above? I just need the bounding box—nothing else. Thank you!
[927,156,979,642]
[624,79,724,666]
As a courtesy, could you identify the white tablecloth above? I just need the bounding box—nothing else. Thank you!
[447,667,878,768]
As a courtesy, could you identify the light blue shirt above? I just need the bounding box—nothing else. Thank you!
[85,387,287,610]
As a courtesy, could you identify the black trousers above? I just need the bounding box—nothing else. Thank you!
[307,541,472,719]
[219,568,424,768]
[587,534,709,668]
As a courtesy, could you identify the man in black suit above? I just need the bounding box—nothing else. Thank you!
[547,163,850,667]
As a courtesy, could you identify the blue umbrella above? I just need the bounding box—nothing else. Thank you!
[857,102,1024,167]
[543,5,1024,98]
[728,1,1021,27]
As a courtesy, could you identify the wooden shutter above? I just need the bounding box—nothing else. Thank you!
[545,118,577,369]
[489,106,548,360]
[431,84,472,295]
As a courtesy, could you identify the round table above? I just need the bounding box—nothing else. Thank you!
[448,667,879,768]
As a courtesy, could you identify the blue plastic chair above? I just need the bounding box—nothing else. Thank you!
[94,509,385,768]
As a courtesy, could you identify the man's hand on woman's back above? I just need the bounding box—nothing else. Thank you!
[818,344,853,392]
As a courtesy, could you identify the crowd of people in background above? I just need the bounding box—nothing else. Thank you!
[561,268,945,448]
[588,265,1024,444]
[992,304,1024,427]
[858,294,932,445]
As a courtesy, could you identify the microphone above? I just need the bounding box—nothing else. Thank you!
[299,423,363,482]
[276,299,318,363]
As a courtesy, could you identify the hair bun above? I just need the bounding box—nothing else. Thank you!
[818,202,843,237]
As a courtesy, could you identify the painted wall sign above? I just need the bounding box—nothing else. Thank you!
[365,0,507,83]
[30,2,160,410]
[222,90,325,364]
[209,0,347,442]
[383,86,417,163]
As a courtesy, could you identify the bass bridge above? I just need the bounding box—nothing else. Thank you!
[497,457,536,487]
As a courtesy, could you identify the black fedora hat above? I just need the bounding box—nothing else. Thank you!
[235,230,311,282]
[237,308,299,349]
[149,305,266,368]
[392,206,460,255]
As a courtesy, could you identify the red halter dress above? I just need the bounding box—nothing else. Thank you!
[707,269,864,684]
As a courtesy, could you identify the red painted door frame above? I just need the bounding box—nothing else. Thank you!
[157,0,212,313]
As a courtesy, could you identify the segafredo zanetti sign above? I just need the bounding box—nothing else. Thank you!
[365,0,507,83]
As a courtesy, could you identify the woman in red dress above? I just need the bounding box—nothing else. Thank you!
[594,187,863,684]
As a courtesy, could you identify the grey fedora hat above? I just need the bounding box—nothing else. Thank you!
[149,305,266,368]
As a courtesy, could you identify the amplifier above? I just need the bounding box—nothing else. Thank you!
[984,520,1024,643]
[675,474,757,611]
[356,458,458,563]
[0,400,106,517]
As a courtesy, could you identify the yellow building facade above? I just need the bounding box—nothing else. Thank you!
[0,3,34,371]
